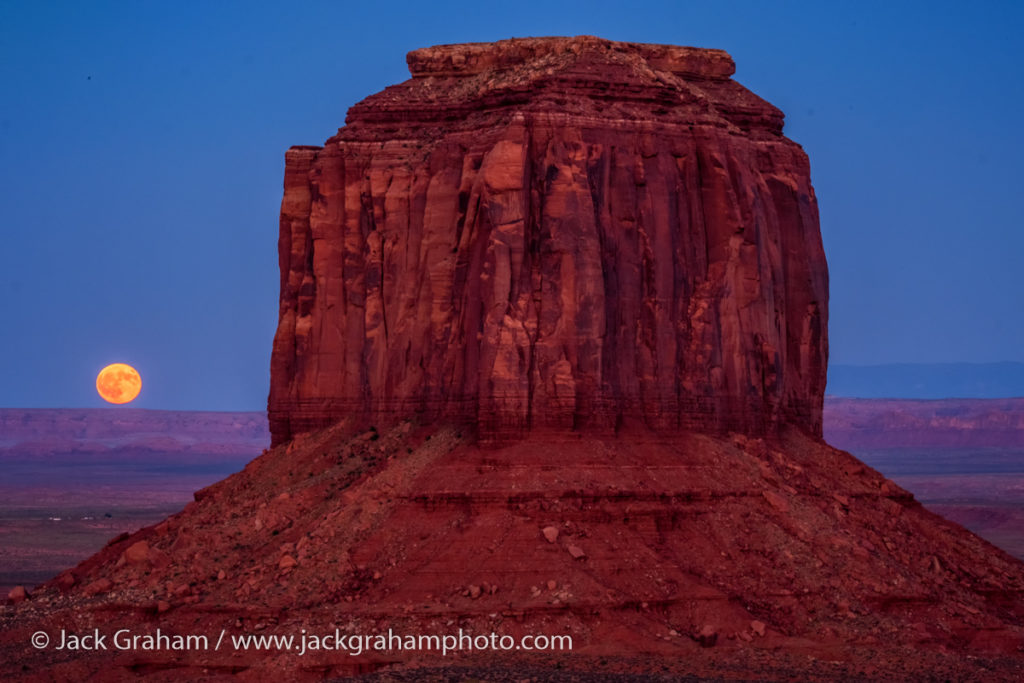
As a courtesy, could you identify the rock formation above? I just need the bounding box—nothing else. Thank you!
[5,39,1024,681]
[269,36,828,445]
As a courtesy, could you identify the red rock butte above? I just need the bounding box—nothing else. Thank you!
[6,38,1024,682]
[269,35,828,446]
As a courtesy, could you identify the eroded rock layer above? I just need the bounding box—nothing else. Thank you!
[269,36,828,445]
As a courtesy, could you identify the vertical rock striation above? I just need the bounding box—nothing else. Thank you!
[269,36,828,445]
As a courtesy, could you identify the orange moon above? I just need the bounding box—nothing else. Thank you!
[96,363,142,404]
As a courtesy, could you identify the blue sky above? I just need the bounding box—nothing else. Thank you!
[1,1,1022,409]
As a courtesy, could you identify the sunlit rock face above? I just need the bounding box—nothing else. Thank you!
[268,36,828,446]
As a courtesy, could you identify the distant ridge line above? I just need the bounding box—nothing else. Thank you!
[827,361,1024,399]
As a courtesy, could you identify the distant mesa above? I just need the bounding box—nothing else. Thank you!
[828,362,1024,399]
[825,396,1024,449]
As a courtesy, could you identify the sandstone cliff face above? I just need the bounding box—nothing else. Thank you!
[269,36,828,445]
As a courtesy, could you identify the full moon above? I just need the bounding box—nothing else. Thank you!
[96,363,142,404]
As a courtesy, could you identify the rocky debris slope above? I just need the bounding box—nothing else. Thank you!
[269,36,828,446]
[3,421,1024,679]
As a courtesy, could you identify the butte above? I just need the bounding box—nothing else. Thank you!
[3,37,1024,681]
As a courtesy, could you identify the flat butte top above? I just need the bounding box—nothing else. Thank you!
[334,35,785,142]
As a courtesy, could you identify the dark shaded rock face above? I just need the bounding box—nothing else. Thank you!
[268,36,828,446]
